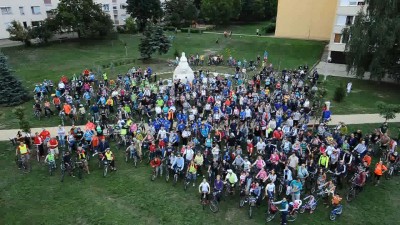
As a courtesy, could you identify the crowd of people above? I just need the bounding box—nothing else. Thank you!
[15,59,399,224]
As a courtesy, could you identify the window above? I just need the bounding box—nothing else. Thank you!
[340,0,364,6]
[19,7,24,15]
[336,15,346,25]
[113,6,117,10]
[1,7,12,15]
[23,21,27,28]
[31,6,41,15]
[44,0,52,5]
[345,16,354,25]
[112,0,117,3]
[120,4,126,9]
[32,21,40,27]
[334,34,342,43]
[103,4,110,12]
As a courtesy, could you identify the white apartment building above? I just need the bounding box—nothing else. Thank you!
[0,0,128,39]
[327,0,367,64]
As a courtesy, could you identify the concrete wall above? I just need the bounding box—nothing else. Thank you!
[275,0,338,40]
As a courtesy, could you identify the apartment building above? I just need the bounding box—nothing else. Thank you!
[0,0,128,39]
[275,0,338,41]
[328,0,366,63]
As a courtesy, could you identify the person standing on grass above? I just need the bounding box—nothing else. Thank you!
[346,82,352,94]
[374,160,387,186]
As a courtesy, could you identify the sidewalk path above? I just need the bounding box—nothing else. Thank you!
[1,113,399,141]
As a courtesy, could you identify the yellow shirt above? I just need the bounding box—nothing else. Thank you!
[19,144,28,154]
[105,151,113,160]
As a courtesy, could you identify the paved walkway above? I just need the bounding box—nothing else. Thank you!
[1,113,399,141]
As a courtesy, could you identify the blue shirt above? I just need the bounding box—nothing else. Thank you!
[172,157,184,169]
[290,180,302,195]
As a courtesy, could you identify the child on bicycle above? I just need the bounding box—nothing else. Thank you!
[150,156,162,177]
[331,194,342,210]
[303,195,317,214]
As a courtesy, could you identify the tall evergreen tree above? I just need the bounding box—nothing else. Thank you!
[139,25,171,59]
[345,0,400,81]
[0,53,29,106]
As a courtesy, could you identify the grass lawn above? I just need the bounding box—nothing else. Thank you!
[213,21,272,35]
[0,32,325,129]
[322,76,400,115]
[0,137,399,225]
[344,123,400,140]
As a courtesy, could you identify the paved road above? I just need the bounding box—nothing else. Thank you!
[2,113,399,141]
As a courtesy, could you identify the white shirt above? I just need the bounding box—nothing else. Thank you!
[158,129,167,139]
[199,182,210,192]
[184,148,194,161]
[256,142,266,151]
[245,108,252,118]
[266,183,275,192]
[155,106,161,114]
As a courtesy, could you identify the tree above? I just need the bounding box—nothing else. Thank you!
[264,0,278,20]
[126,0,162,32]
[6,21,32,46]
[376,102,400,122]
[51,0,114,38]
[164,0,199,28]
[12,107,31,133]
[30,19,54,44]
[239,0,265,22]
[0,53,29,106]
[201,0,240,25]
[125,17,138,34]
[139,24,171,59]
[345,0,400,81]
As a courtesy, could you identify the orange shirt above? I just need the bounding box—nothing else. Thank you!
[363,155,372,166]
[63,104,71,114]
[374,163,387,176]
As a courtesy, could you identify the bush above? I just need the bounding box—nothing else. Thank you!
[263,23,276,34]
[333,84,346,102]
[116,25,126,34]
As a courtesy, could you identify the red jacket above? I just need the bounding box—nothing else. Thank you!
[40,130,50,140]
[273,130,283,140]
[34,136,43,145]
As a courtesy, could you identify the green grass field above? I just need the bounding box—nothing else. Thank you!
[213,22,272,35]
[0,137,399,225]
[323,77,400,115]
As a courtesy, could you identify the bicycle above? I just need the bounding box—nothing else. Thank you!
[224,182,235,197]
[329,204,343,221]
[34,109,41,120]
[300,195,318,214]
[60,161,73,182]
[346,181,362,202]
[125,150,138,168]
[173,168,183,186]
[102,160,110,177]
[17,155,31,173]
[75,161,84,179]
[151,166,157,181]
[47,160,56,176]
[239,194,258,219]
[385,162,398,179]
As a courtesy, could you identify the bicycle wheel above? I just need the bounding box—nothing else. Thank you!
[278,184,283,196]
[265,212,275,222]
[103,166,108,177]
[77,167,83,179]
[346,188,355,202]
[209,200,219,213]
[60,166,65,182]
[385,167,393,179]
[287,211,298,222]
[299,206,306,214]
[184,180,189,191]
[248,205,253,219]
[134,157,137,168]
[165,170,170,182]
[329,213,336,221]
[239,198,246,208]
[125,154,128,163]
[173,174,178,186]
